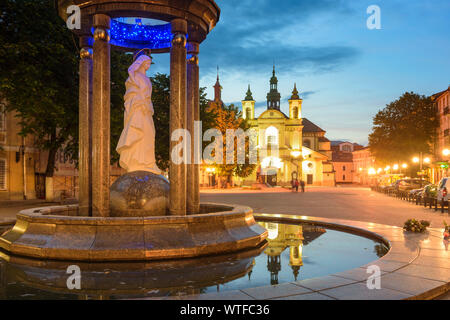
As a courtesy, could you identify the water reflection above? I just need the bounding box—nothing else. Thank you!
[0,221,387,299]
[261,222,326,284]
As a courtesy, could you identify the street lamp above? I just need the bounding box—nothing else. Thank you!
[393,164,399,171]
[402,163,408,169]
[412,152,430,180]
[290,150,301,180]
[443,149,450,157]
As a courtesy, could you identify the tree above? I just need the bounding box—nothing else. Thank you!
[0,0,134,178]
[0,0,79,177]
[368,92,438,166]
[205,101,256,185]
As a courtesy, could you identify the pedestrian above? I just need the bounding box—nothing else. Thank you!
[300,180,305,193]
[291,179,295,192]
[295,179,299,192]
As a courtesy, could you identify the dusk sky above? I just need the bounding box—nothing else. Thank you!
[150,0,450,145]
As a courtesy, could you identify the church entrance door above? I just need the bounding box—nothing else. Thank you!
[267,174,277,186]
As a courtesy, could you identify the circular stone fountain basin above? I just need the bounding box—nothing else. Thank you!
[0,203,267,261]
[0,219,388,299]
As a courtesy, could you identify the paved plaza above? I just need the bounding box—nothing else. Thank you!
[201,186,450,228]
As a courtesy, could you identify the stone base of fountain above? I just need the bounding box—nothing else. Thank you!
[0,203,267,261]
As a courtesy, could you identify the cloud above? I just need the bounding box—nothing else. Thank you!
[199,0,359,78]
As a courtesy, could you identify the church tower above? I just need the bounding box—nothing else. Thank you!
[289,83,302,120]
[266,65,281,110]
[242,85,255,120]
[213,66,222,104]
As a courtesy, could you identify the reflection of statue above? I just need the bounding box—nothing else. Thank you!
[116,54,160,174]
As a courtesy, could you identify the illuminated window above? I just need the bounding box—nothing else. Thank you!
[265,126,278,146]
[0,159,6,190]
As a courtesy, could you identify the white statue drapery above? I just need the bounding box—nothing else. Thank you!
[116,54,160,174]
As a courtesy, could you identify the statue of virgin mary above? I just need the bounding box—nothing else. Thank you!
[116,54,160,174]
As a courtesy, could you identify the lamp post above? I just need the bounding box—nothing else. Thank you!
[412,152,431,180]
[290,150,301,181]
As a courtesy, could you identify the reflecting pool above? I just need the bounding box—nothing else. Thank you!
[0,221,388,299]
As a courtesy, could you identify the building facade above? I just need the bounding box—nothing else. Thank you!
[239,67,335,187]
[0,105,124,200]
[331,141,362,184]
[0,106,40,200]
[432,85,450,182]
[352,147,376,185]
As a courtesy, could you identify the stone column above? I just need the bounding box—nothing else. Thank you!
[78,36,93,216]
[169,19,187,216]
[186,42,200,214]
[92,14,111,217]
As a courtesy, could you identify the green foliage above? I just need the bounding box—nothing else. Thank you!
[206,101,256,181]
[368,92,437,166]
[0,0,78,176]
[403,219,430,233]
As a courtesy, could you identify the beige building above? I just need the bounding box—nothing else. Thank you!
[331,141,365,184]
[352,147,376,185]
[0,106,40,200]
[0,105,124,200]
[432,85,450,182]
[239,67,335,187]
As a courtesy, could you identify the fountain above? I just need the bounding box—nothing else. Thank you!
[0,0,267,261]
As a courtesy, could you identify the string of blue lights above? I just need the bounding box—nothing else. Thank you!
[110,19,177,50]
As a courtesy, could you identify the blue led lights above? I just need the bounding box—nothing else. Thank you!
[110,19,173,50]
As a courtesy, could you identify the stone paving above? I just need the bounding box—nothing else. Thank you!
[160,215,449,300]
[201,186,450,228]
[1,188,448,300]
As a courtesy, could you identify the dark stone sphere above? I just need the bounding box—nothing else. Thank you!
[110,171,169,217]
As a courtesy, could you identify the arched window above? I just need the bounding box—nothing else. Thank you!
[303,139,311,148]
[265,126,278,146]
[292,107,298,119]
[246,107,251,120]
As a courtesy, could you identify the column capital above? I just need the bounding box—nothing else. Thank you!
[79,36,93,59]
[93,14,111,42]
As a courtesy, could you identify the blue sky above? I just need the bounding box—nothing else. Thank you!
[149,0,450,145]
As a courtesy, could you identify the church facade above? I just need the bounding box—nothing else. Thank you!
[238,67,335,187]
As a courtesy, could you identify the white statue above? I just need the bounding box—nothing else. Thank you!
[116,54,161,174]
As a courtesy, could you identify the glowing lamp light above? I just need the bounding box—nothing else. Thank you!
[261,157,283,169]
[412,157,420,164]
[290,150,301,158]
[359,168,363,172]
[377,168,383,174]
[424,157,431,164]
[368,168,376,175]
[393,164,399,170]
[443,149,450,157]
[402,163,408,169]
[205,167,216,173]
[384,166,391,171]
